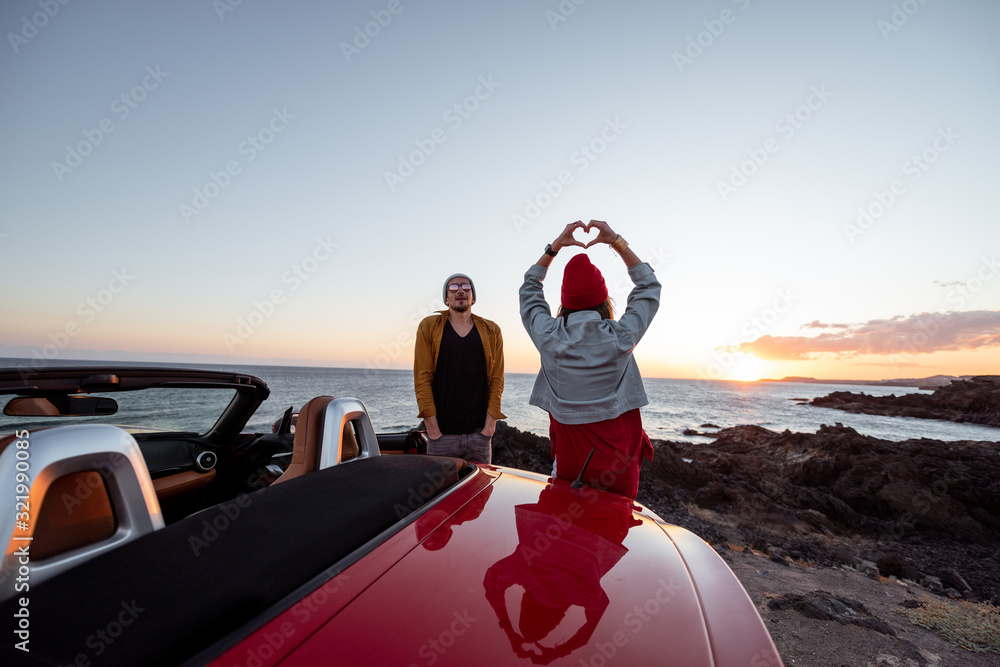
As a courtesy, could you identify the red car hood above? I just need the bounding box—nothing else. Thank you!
[212,467,781,667]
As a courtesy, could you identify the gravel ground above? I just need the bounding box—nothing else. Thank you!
[725,547,1000,667]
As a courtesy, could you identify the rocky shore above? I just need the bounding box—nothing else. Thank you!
[811,375,1000,427]
[491,420,1000,664]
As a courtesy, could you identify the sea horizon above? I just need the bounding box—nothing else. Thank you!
[0,355,976,386]
[4,357,999,445]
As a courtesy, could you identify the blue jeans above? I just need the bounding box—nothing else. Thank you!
[427,432,492,464]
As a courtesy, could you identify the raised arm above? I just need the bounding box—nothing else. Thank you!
[533,220,587,268]
[521,222,587,337]
[584,219,642,267]
[586,220,661,343]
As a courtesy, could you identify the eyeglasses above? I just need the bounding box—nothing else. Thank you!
[447,282,472,292]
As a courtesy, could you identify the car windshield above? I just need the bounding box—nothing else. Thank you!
[0,387,237,436]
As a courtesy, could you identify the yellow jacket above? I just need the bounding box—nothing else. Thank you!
[414,311,506,421]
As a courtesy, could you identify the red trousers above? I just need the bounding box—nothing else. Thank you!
[548,409,653,499]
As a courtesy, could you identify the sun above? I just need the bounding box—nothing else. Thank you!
[728,354,769,382]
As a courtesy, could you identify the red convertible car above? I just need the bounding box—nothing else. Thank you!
[0,366,782,666]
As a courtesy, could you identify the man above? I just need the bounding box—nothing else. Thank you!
[414,273,505,464]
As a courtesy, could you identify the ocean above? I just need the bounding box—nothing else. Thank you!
[4,358,1000,444]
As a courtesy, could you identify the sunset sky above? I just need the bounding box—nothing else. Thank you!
[2,0,999,381]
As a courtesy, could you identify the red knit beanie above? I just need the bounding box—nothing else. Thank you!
[561,254,608,309]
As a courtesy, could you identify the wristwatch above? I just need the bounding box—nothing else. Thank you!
[544,243,558,257]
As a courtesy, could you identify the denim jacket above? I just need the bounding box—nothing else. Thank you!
[519,262,661,425]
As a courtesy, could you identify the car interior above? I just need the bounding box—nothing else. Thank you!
[0,367,475,665]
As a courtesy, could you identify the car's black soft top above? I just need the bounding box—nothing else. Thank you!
[0,455,470,667]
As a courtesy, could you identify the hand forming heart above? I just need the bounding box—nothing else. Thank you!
[571,223,600,247]
[552,220,617,252]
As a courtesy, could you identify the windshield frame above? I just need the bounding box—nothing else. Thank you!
[0,366,270,444]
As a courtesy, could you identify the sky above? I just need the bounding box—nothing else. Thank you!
[2,0,999,382]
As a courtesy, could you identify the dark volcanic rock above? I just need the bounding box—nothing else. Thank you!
[490,421,553,476]
[768,591,896,635]
[938,567,972,594]
[769,552,790,566]
[490,419,1000,602]
[810,375,1000,427]
[662,423,1000,598]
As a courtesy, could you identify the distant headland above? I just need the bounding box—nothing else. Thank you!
[760,375,973,390]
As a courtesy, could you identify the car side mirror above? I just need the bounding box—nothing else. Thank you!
[3,396,119,417]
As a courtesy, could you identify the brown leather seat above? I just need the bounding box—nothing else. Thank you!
[0,434,114,559]
[0,425,164,600]
[271,396,359,484]
[272,396,366,484]
[30,471,117,561]
[273,396,333,484]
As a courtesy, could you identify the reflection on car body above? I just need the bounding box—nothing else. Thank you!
[0,366,782,666]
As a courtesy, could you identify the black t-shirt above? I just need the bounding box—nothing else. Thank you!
[433,321,489,434]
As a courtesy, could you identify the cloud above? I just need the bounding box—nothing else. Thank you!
[729,311,1000,361]
[800,320,849,330]
[855,361,927,368]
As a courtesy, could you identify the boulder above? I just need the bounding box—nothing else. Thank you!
[938,567,972,593]
[921,575,944,593]
[767,591,896,636]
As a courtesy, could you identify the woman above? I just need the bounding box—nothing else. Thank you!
[519,220,661,499]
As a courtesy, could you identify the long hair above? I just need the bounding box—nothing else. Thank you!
[556,297,615,320]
